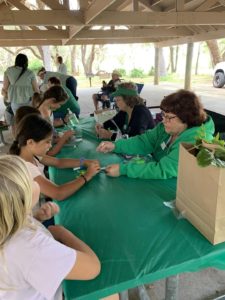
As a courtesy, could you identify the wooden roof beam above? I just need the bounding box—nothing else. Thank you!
[165,0,206,12]
[0,10,82,26]
[132,0,139,11]
[64,0,116,45]
[176,0,185,11]
[138,0,161,11]
[92,11,225,26]
[84,0,117,24]
[7,1,57,30]
[79,0,91,10]
[2,10,225,26]
[76,27,192,38]
[0,29,69,40]
[38,0,68,10]
[109,0,131,11]
[155,28,225,47]
[195,0,218,11]
[0,40,63,47]
[0,37,156,47]
[67,37,157,45]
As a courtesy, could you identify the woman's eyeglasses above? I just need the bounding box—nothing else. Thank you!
[161,111,177,121]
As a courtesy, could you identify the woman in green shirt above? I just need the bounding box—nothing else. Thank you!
[97,89,215,180]
[47,76,80,121]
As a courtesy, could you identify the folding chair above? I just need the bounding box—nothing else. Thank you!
[147,105,162,126]
[136,83,144,94]
[205,109,225,138]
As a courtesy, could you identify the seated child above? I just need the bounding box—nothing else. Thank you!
[0,155,100,299]
[9,114,100,201]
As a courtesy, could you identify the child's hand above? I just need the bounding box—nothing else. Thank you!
[63,114,69,124]
[83,159,100,168]
[97,128,113,139]
[61,130,74,141]
[105,164,120,177]
[34,202,60,222]
[96,141,115,153]
[95,123,102,132]
[85,162,100,181]
[54,118,64,127]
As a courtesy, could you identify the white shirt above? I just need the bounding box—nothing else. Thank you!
[25,157,45,179]
[57,63,67,75]
[0,220,76,300]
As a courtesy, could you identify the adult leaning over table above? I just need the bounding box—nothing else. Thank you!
[97,89,215,179]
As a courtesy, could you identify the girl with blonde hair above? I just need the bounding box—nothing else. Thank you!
[0,155,100,299]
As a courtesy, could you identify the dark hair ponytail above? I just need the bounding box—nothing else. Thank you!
[9,140,21,155]
[32,92,43,108]
[14,53,28,83]
[43,86,68,103]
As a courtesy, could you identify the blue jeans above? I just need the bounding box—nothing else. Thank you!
[66,76,78,100]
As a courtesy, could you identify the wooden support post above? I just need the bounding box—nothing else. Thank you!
[184,42,194,90]
[154,46,159,85]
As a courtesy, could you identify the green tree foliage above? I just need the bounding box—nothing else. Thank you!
[130,68,145,78]
[29,59,43,72]
[117,68,126,77]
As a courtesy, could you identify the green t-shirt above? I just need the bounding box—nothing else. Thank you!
[54,86,80,117]
[114,116,215,179]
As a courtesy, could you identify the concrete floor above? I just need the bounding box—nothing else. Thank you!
[1,82,225,300]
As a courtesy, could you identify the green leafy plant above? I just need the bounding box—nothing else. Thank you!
[194,131,225,168]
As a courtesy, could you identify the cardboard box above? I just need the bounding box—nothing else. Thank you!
[176,143,225,245]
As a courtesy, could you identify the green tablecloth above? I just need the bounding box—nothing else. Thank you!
[49,118,225,300]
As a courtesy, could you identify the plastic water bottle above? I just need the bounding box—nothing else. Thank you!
[67,109,79,127]
[67,109,83,142]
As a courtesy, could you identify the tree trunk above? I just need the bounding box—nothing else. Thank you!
[206,40,222,67]
[81,45,88,75]
[81,45,96,75]
[195,43,201,75]
[154,46,159,85]
[185,43,194,90]
[170,47,175,73]
[71,45,78,75]
[159,47,167,77]
[41,46,52,70]
[169,46,179,73]
[174,45,179,72]
[87,45,95,74]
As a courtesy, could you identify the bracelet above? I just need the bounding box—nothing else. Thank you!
[80,174,87,184]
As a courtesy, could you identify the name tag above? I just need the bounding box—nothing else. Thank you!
[161,142,167,150]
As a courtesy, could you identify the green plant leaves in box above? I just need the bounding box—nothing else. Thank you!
[196,148,214,167]
[195,131,225,168]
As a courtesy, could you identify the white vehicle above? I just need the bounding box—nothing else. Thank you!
[213,62,225,88]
